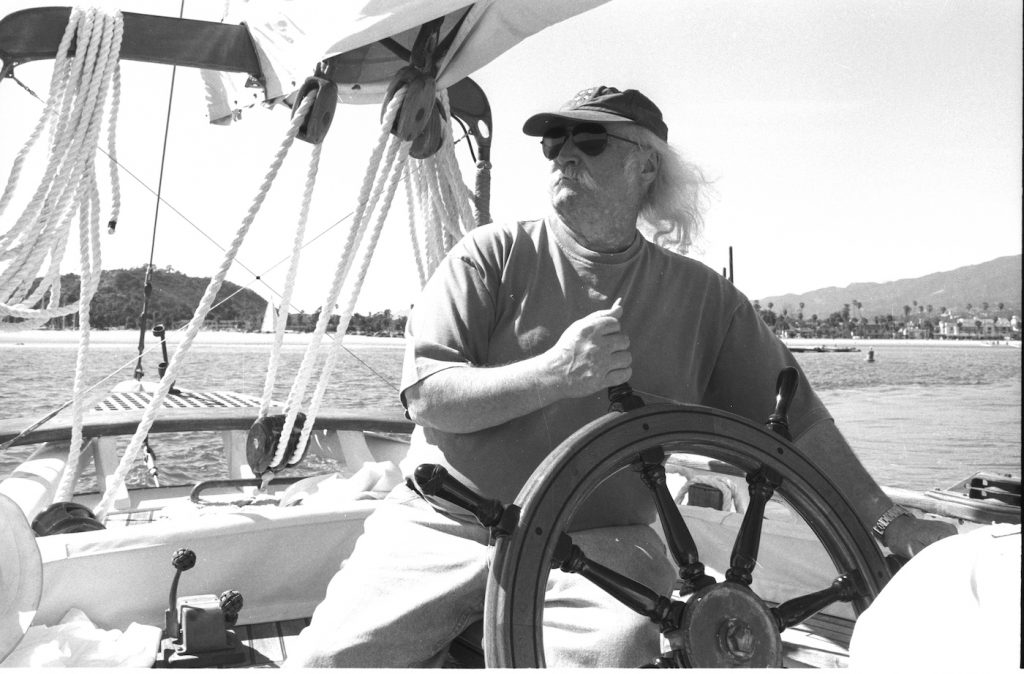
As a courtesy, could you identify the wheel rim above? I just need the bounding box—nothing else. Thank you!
[484,403,891,667]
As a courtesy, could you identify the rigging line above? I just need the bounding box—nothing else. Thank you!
[132,0,184,380]
[146,0,186,270]
[236,131,474,295]
[200,272,403,394]
[451,116,477,164]
[9,74,40,99]
[189,136,476,393]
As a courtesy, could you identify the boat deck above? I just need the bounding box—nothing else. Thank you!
[210,616,851,668]
[225,619,310,668]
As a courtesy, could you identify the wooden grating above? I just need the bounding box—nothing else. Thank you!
[93,390,261,413]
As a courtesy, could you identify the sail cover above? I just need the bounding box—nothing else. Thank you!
[204,0,608,123]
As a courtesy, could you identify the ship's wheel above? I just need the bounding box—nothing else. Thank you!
[478,387,893,667]
[414,371,895,667]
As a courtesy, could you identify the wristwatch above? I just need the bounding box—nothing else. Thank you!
[872,503,912,539]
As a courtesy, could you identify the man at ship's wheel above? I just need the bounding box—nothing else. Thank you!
[287,85,955,668]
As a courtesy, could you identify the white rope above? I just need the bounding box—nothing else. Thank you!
[416,156,445,276]
[56,11,119,499]
[291,135,410,465]
[425,157,457,253]
[434,92,476,239]
[268,91,407,470]
[402,165,427,287]
[105,45,123,231]
[408,152,436,274]
[258,138,322,417]
[0,10,77,222]
[0,9,101,302]
[93,94,315,520]
[0,7,124,501]
[0,7,121,327]
[279,89,479,469]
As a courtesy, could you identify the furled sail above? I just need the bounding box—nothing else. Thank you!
[201,0,608,122]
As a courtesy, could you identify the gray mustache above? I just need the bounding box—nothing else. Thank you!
[551,168,599,190]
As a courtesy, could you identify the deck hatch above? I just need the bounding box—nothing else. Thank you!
[93,390,261,412]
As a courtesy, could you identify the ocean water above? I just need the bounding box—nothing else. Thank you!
[0,340,1019,492]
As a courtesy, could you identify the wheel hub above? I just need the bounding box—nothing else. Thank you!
[678,582,782,667]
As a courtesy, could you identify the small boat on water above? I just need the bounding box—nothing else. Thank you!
[0,2,1019,668]
[787,345,861,354]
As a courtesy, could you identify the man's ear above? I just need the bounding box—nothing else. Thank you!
[640,149,660,186]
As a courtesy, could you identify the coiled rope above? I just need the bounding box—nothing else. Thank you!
[0,7,124,503]
[0,7,122,327]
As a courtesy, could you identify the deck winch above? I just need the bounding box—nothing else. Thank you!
[246,412,308,476]
[30,502,105,536]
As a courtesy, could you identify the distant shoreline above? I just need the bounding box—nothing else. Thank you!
[1,329,1015,350]
[781,337,1016,349]
[0,329,405,348]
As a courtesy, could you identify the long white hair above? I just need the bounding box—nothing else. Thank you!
[617,125,709,255]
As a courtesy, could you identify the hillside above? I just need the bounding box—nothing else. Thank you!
[757,255,1021,319]
[29,267,266,330]
[18,267,407,335]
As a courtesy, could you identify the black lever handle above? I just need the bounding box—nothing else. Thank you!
[608,382,645,412]
[766,367,799,440]
[412,464,518,536]
[152,323,177,392]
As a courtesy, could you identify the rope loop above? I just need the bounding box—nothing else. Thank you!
[1,7,122,329]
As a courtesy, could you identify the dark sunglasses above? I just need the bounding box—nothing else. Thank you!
[540,123,642,160]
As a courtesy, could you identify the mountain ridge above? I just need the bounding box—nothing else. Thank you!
[754,254,1021,319]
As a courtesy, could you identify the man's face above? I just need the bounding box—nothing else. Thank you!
[546,122,647,226]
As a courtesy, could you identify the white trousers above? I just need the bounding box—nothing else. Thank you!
[285,484,676,667]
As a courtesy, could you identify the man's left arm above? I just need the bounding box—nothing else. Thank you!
[796,420,957,558]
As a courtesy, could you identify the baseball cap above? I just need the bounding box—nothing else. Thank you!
[523,85,668,141]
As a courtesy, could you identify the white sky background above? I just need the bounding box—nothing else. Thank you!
[0,0,1020,315]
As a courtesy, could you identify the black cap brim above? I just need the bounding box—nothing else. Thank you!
[522,110,637,136]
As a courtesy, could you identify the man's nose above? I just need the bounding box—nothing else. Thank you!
[553,136,582,165]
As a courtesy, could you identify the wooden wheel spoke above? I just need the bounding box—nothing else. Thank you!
[771,572,864,631]
[727,466,783,585]
[635,447,715,592]
[553,533,679,627]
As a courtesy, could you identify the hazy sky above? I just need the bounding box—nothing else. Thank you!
[1,0,1020,314]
